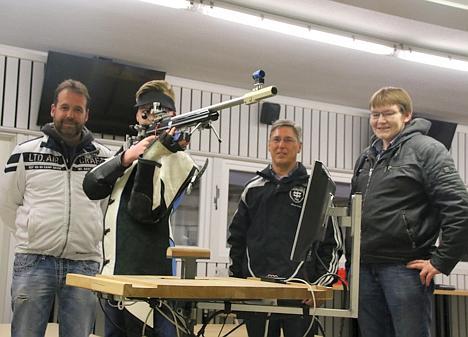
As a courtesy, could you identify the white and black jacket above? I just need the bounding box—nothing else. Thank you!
[83,147,198,276]
[0,124,113,262]
[228,163,343,285]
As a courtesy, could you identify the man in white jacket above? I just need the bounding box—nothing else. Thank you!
[0,79,113,337]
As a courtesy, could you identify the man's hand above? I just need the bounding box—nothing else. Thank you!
[121,135,156,167]
[123,127,190,166]
[406,259,441,287]
[141,127,189,162]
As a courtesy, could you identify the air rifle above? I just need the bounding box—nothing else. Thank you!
[131,70,278,143]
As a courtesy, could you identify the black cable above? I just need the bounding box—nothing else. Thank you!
[314,247,350,337]
[221,321,246,337]
[196,310,226,337]
[217,313,228,337]
[197,309,246,337]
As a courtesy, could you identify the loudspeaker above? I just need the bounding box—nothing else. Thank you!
[426,118,457,150]
[260,102,280,125]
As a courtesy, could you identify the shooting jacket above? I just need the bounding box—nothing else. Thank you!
[0,124,112,262]
[83,148,198,276]
[228,163,343,285]
[351,118,468,275]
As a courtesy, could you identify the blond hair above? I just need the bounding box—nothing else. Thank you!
[135,80,175,102]
[369,87,413,114]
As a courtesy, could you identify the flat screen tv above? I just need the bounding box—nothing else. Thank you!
[290,160,336,262]
[37,51,165,136]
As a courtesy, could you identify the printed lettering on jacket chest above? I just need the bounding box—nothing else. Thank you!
[74,154,107,171]
[23,152,64,170]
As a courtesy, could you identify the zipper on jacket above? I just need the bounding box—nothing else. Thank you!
[58,169,73,257]
[58,151,90,257]
[361,165,374,208]
[402,210,417,249]
[361,150,390,207]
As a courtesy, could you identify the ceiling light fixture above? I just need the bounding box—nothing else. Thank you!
[139,0,191,9]
[424,0,468,11]
[139,0,468,72]
[200,6,395,55]
[396,49,468,72]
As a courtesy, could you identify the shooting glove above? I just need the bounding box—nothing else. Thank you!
[160,131,189,152]
[142,131,187,162]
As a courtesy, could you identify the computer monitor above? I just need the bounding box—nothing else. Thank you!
[290,160,336,262]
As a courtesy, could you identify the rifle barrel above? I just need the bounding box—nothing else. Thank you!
[143,85,278,136]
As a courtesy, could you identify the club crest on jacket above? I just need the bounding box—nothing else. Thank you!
[289,186,305,204]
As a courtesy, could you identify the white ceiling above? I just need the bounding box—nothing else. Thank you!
[1,0,468,122]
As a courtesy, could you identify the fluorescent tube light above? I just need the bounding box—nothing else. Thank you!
[139,0,191,9]
[424,0,468,11]
[139,0,468,71]
[201,6,394,55]
[396,49,468,72]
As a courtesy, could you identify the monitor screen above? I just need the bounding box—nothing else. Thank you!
[426,118,457,150]
[37,51,165,136]
[290,160,336,262]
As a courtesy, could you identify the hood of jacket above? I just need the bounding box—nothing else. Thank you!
[370,117,431,153]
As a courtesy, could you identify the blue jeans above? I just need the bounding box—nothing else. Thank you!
[358,263,434,337]
[103,300,176,337]
[11,253,99,337]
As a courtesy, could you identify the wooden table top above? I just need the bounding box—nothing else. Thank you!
[66,274,332,301]
[434,288,468,297]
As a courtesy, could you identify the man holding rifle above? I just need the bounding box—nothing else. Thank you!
[83,80,197,337]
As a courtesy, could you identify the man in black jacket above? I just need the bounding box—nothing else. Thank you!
[351,87,468,337]
[228,119,343,337]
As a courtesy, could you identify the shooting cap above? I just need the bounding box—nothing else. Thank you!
[134,89,176,112]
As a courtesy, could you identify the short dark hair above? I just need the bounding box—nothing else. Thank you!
[53,79,90,108]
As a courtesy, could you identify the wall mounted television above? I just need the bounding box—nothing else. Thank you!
[37,51,165,136]
[290,160,336,263]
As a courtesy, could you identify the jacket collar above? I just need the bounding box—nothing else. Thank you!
[258,162,308,183]
[40,123,97,158]
[370,117,431,156]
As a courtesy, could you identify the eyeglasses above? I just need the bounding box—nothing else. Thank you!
[370,110,399,120]
[269,136,298,144]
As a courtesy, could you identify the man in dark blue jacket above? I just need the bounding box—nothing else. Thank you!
[228,119,343,337]
[351,87,468,337]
